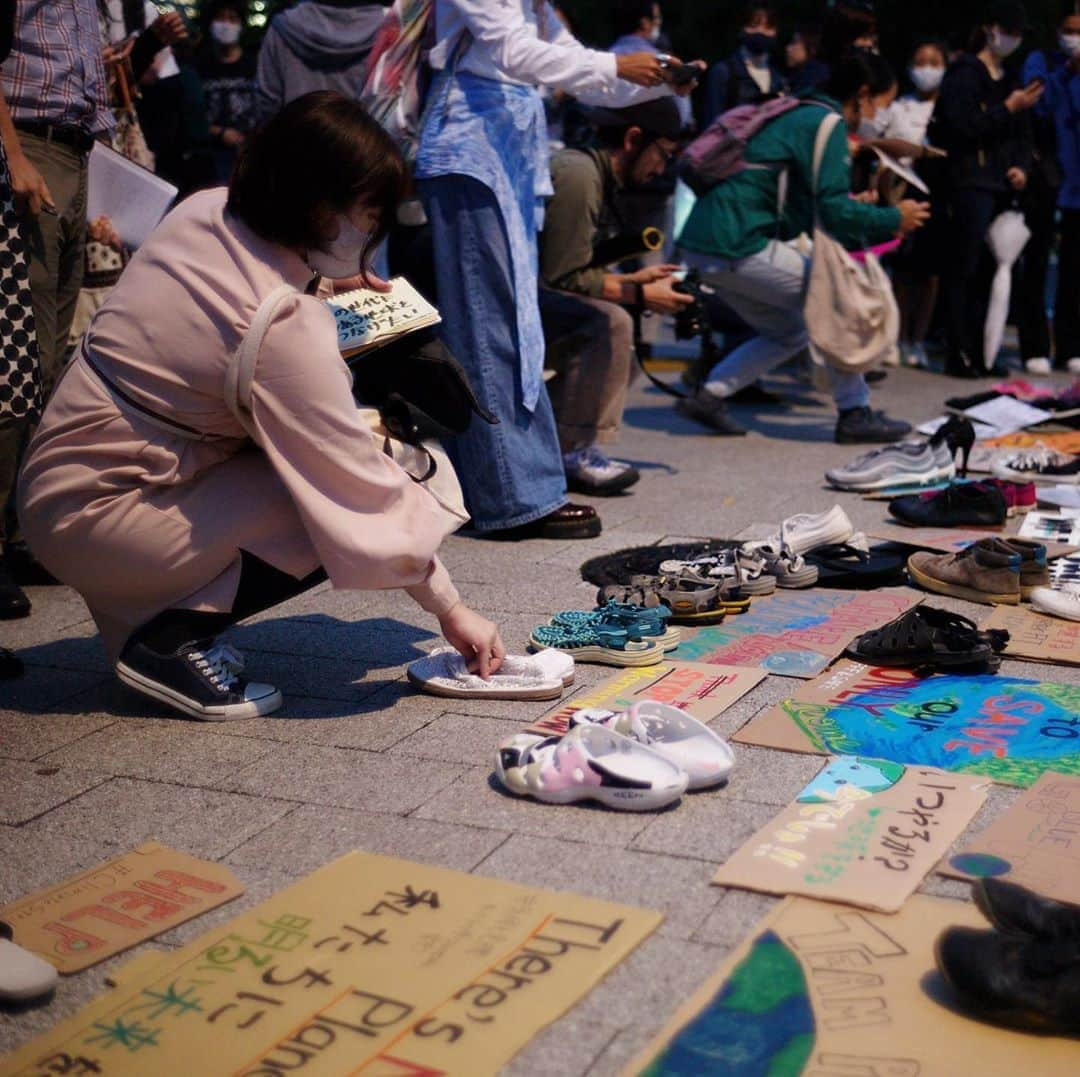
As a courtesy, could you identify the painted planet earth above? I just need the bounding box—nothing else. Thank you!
[948,852,1013,878]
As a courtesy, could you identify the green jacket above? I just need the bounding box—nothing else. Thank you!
[679,94,902,260]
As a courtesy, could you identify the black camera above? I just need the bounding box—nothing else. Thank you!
[672,269,713,341]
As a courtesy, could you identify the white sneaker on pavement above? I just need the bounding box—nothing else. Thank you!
[1030,583,1080,622]
[1025,357,1053,376]
[564,446,640,496]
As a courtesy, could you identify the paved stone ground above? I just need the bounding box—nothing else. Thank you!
[3,361,1079,1073]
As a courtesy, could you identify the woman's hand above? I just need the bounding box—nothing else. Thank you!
[1005,82,1044,113]
[625,264,683,285]
[438,603,505,679]
[1007,167,1028,191]
[896,199,931,236]
[328,270,392,294]
[149,12,188,47]
[615,52,666,87]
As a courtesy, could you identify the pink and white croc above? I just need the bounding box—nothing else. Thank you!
[571,701,735,790]
[495,724,687,811]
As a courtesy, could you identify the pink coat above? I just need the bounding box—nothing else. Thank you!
[18,189,461,660]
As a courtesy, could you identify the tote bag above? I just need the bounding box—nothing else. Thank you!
[803,113,899,374]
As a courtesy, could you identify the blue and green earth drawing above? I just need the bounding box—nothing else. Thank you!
[785,675,1080,788]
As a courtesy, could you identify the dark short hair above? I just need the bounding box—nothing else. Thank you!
[986,0,1028,33]
[614,0,659,37]
[203,0,247,23]
[823,49,896,102]
[741,3,777,28]
[228,91,406,263]
[587,97,684,148]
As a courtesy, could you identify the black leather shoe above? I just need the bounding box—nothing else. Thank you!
[0,558,30,620]
[0,647,23,679]
[834,406,912,444]
[483,503,602,541]
[675,389,746,436]
[974,877,1080,942]
[889,482,1008,528]
[935,926,1080,1035]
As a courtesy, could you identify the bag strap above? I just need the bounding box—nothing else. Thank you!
[224,283,298,434]
[811,111,842,228]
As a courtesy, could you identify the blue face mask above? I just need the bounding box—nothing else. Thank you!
[740,30,775,59]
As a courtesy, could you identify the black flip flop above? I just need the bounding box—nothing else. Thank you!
[804,543,906,589]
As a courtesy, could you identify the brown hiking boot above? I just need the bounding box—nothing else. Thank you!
[982,538,1049,598]
[907,542,1021,605]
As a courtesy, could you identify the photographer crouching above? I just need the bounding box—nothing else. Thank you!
[538,97,693,496]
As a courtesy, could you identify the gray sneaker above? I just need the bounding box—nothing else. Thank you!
[826,441,955,493]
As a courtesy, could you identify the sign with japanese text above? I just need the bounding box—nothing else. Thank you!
[982,605,1080,667]
[733,660,1080,788]
[712,757,987,912]
[671,590,920,678]
[941,772,1080,906]
[0,852,661,1077]
[0,843,243,974]
[327,277,440,357]
[525,660,764,737]
[633,895,1080,1076]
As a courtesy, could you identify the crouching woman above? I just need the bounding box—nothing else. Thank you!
[17,91,503,720]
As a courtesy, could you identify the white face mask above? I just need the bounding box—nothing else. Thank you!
[989,29,1022,59]
[307,215,371,280]
[858,110,885,140]
[210,20,241,46]
[1060,32,1080,58]
[910,65,945,93]
[648,24,661,43]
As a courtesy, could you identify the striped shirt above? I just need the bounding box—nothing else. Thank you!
[1,0,114,135]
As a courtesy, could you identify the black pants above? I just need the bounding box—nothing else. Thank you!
[943,188,1006,371]
[1056,208,1080,365]
[1016,174,1059,362]
[130,552,327,655]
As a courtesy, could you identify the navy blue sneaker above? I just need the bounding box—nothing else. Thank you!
[835,406,912,445]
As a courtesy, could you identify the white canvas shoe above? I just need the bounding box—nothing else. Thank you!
[0,939,59,1001]
[1068,357,1080,375]
[1025,357,1052,376]
[1030,583,1080,622]
[768,505,856,557]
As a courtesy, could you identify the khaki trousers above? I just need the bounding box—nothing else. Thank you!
[539,287,636,454]
[0,131,88,541]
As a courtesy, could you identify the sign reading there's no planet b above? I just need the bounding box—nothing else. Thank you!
[713,757,987,912]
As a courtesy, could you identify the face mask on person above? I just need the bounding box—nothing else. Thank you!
[648,22,662,43]
[307,215,371,280]
[910,65,945,93]
[989,29,1022,59]
[740,31,775,60]
[857,110,886,140]
[1060,32,1080,58]
[210,20,241,46]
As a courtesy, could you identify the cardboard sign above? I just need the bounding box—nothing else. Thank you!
[1019,510,1080,544]
[733,660,1080,788]
[0,852,661,1077]
[0,843,244,974]
[670,589,920,679]
[524,660,765,737]
[633,895,1080,1076]
[982,605,1080,667]
[869,524,1009,550]
[940,772,1080,905]
[712,757,987,912]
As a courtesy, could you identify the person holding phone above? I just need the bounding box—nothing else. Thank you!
[930,0,1042,377]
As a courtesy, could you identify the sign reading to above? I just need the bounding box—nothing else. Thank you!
[733,660,1080,788]
[713,757,987,911]
[0,852,661,1077]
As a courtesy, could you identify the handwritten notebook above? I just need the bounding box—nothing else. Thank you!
[326,276,440,358]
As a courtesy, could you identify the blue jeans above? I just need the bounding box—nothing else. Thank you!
[421,176,567,530]
[685,241,871,413]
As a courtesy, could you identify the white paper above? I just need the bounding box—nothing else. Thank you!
[917,414,998,440]
[872,146,930,194]
[963,396,1053,436]
[1018,511,1080,544]
[87,141,177,250]
[1038,485,1080,510]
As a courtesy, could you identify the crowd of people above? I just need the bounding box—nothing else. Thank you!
[2,0,1080,715]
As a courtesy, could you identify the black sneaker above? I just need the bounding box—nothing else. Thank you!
[116,638,282,720]
[834,406,912,445]
[888,482,1008,528]
[0,557,30,620]
[675,389,746,436]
